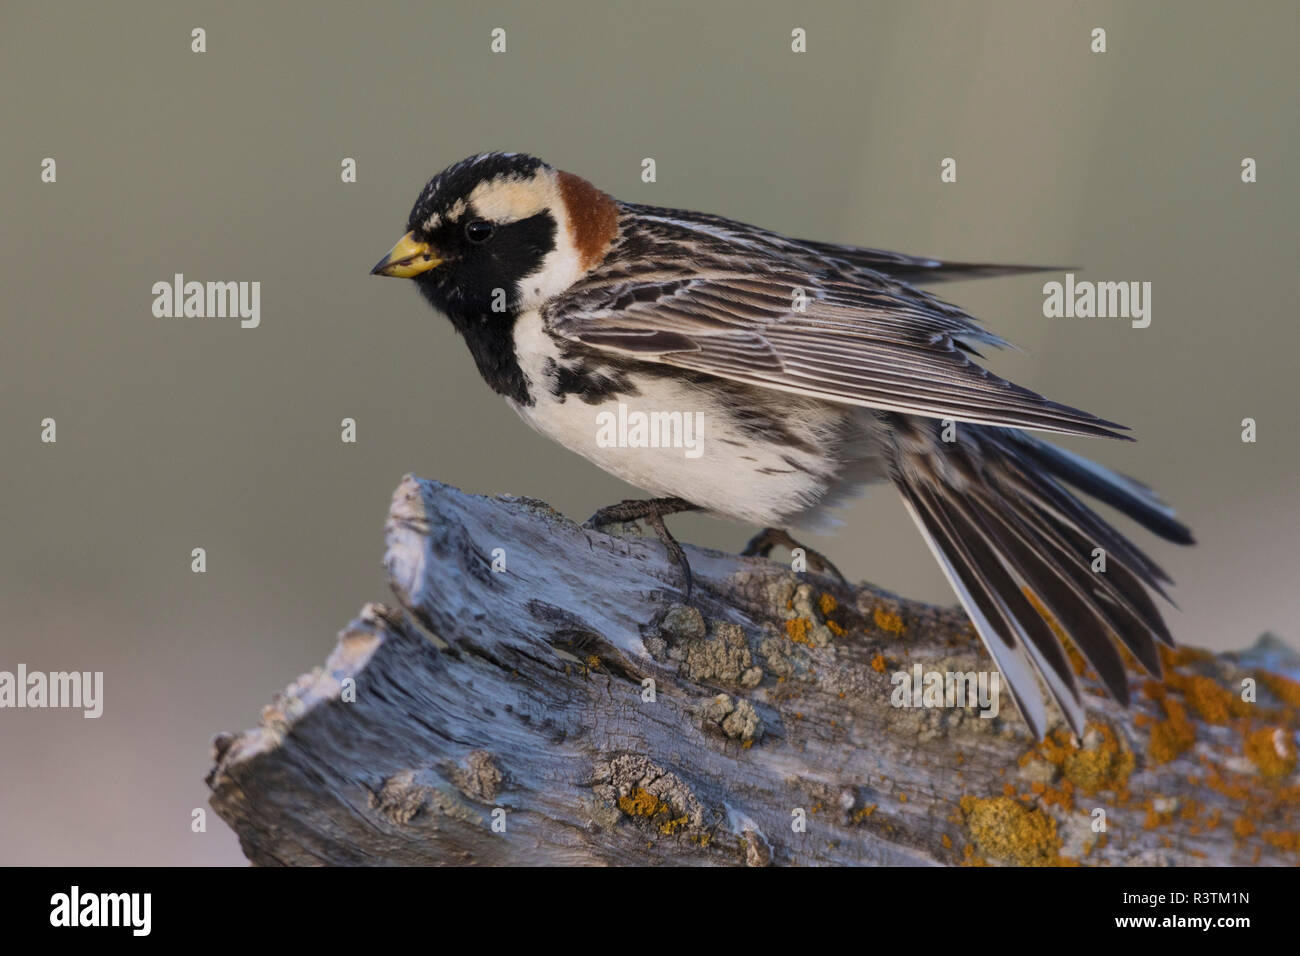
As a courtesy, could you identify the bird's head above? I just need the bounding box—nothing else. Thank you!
[371,152,619,318]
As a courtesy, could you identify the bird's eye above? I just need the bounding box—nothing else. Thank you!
[464,219,495,243]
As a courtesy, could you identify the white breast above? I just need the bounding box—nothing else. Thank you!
[505,311,889,528]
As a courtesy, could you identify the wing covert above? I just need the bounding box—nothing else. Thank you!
[543,259,1127,439]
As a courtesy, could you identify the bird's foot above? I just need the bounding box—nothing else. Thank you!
[584,497,700,601]
[741,527,848,585]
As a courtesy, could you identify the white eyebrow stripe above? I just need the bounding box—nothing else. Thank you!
[467,171,553,223]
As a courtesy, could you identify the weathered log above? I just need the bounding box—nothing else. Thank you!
[207,475,1300,866]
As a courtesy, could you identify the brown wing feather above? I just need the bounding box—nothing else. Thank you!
[545,209,1127,439]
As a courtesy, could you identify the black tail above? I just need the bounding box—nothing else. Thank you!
[1006,431,1196,548]
[891,420,1193,738]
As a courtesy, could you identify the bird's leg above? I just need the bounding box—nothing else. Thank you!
[741,527,848,585]
[584,497,700,600]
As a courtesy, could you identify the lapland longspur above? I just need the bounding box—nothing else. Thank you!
[371,152,1193,738]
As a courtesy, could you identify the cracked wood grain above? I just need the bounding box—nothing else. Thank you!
[207,475,1300,866]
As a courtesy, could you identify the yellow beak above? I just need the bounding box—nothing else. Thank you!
[370,232,443,278]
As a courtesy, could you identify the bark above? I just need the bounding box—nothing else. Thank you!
[207,475,1300,866]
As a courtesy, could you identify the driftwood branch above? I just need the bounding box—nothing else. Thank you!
[207,476,1300,866]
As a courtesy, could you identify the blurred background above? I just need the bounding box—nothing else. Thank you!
[1,0,1295,864]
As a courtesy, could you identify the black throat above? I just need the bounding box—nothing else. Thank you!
[444,309,532,406]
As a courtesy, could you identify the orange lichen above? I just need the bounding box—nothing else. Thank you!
[1033,778,1076,812]
[784,617,815,647]
[1260,671,1300,709]
[1244,726,1297,779]
[870,652,887,674]
[1024,723,1135,795]
[1261,830,1300,853]
[873,606,905,636]
[814,593,849,638]
[1158,645,1212,670]
[961,843,989,866]
[1147,693,1197,764]
[1202,762,1254,802]
[1072,728,1135,792]
[1142,798,1175,830]
[617,787,695,837]
[960,795,1063,866]
[618,787,662,818]
[851,804,877,823]
[658,814,690,835]
[1164,671,1247,724]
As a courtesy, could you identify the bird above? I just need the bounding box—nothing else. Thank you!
[370,151,1194,739]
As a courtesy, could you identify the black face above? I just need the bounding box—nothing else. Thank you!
[404,153,557,320]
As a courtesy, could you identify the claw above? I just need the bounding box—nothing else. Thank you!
[645,512,693,602]
[583,497,700,600]
[742,528,848,585]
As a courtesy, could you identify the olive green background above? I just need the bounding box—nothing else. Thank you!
[1,1,1296,864]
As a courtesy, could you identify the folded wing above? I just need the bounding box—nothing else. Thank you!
[545,249,1126,439]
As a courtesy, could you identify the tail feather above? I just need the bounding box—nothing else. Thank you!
[897,487,1052,738]
[913,483,1086,734]
[1008,432,1196,546]
[1031,505,1176,648]
[890,419,1193,736]
[970,495,1135,692]
[973,486,1161,682]
[993,441,1177,594]
[800,241,1064,286]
